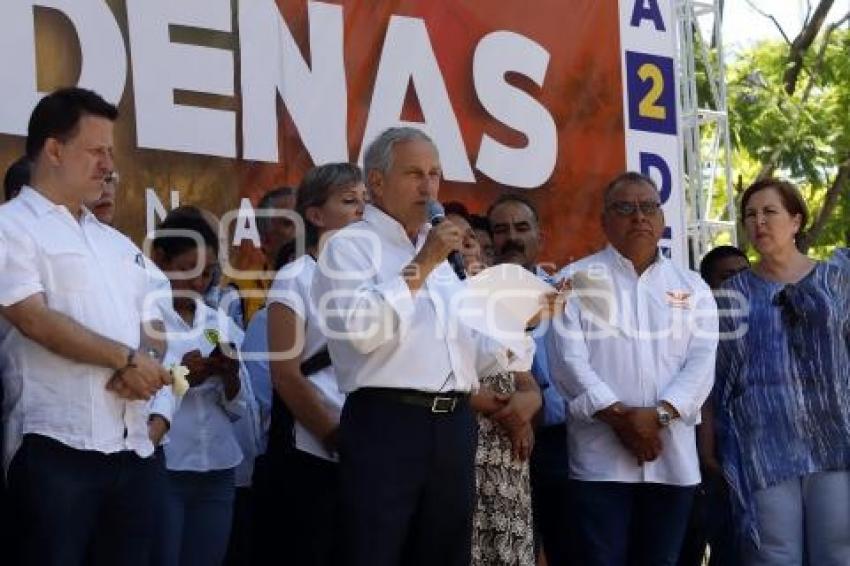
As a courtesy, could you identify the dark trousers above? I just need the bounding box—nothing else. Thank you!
[8,433,158,566]
[286,449,341,566]
[224,486,255,566]
[338,389,477,566]
[249,448,298,565]
[530,423,575,565]
[677,473,740,566]
[571,480,696,566]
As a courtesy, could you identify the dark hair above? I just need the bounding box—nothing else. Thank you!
[740,178,808,246]
[4,156,30,201]
[296,163,363,248]
[603,171,659,205]
[26,87,118,161]
[443,201,471,222]
[153,206,219,261]
[699,245,749,282]
[273,239,297,271]
[486,193,540,224]
[256,186,295,236]
[469,214,492,237]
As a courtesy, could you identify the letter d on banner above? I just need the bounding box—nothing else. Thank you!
[0,0,126,136]
[639,152,671,203]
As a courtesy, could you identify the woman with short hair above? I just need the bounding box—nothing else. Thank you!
[714,178,850,565]
[266,162,367,565]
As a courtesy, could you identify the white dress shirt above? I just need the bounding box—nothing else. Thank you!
[548,245,717,486]
[268,255,344,461]
[160,301,253,472]
[311,205,532,395]
[0,187,164,470]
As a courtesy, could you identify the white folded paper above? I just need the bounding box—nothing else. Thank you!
[171,364,190,396]
[458,263,555,344]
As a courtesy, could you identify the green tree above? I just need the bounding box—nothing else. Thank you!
[725,2,850,254]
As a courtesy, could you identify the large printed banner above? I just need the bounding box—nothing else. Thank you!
[0,0,683,268]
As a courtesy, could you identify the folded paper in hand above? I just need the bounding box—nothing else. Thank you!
[458,264,554,343]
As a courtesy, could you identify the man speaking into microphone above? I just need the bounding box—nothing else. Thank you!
[312,127,537,566]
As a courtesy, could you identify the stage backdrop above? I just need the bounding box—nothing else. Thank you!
[0,0,684,270]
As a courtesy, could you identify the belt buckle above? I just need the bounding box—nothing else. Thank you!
[431,396,456,414]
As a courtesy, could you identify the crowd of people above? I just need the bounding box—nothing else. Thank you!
[0,86,848,566]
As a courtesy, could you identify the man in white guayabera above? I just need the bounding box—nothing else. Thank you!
[311,127,541,566]
[0,87,172,565]
[547,171,718,566]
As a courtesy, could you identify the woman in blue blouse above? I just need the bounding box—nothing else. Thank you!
[714,179,850,565]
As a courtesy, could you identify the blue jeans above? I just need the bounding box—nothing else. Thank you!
[8,434,158,566]
[571,480,696,566]
[158,467,236,566]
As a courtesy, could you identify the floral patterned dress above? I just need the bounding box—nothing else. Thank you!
[471,372,534,566]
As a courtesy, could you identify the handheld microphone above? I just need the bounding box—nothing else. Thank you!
[426,200,467,281]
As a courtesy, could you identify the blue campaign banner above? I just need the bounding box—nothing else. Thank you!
[625,50,676,135]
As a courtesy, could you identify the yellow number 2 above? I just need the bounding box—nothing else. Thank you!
[638,63,666,120]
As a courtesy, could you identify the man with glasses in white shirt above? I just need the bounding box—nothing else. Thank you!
[312,127,536,566]
[0,87,172,565]
[548,172,718,566]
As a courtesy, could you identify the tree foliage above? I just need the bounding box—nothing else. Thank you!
[724,4,850,254]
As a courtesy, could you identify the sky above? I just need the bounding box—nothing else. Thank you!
[722,0,850,53]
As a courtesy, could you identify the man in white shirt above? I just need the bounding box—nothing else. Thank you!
[487,194,575,565]
[548,172,718,565]
[0,87,172,565]
[312,127,533,566]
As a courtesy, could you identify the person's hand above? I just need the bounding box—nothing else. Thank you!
[492,390,541,431]
[525,280,571,328]
[107,349,171,400]
[509,423,535,462]
[415,220,463,271]
[626,408,663,461]
[209,345,241,399]
[148,415,169,445]
[616,408,663,464]
[471,388,511,416]
[181,349,212,387]
[596,403,663,464]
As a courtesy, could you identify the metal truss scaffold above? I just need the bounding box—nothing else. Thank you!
[677,0,737,267]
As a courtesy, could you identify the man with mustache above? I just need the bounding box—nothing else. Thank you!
[547,172,718,565]
[487,194,574,565]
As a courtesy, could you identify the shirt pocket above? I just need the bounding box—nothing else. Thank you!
[657,304,692,366]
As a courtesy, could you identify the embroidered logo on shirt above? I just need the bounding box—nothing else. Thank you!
[203,329,221,345]
[666,290,692,309]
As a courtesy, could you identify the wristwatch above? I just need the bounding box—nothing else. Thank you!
[656,405,672,427]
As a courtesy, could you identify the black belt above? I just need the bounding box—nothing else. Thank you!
[355,388,469,414]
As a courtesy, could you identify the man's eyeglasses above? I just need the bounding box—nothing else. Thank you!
[606,201,662,217]
[103,171,120,186]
